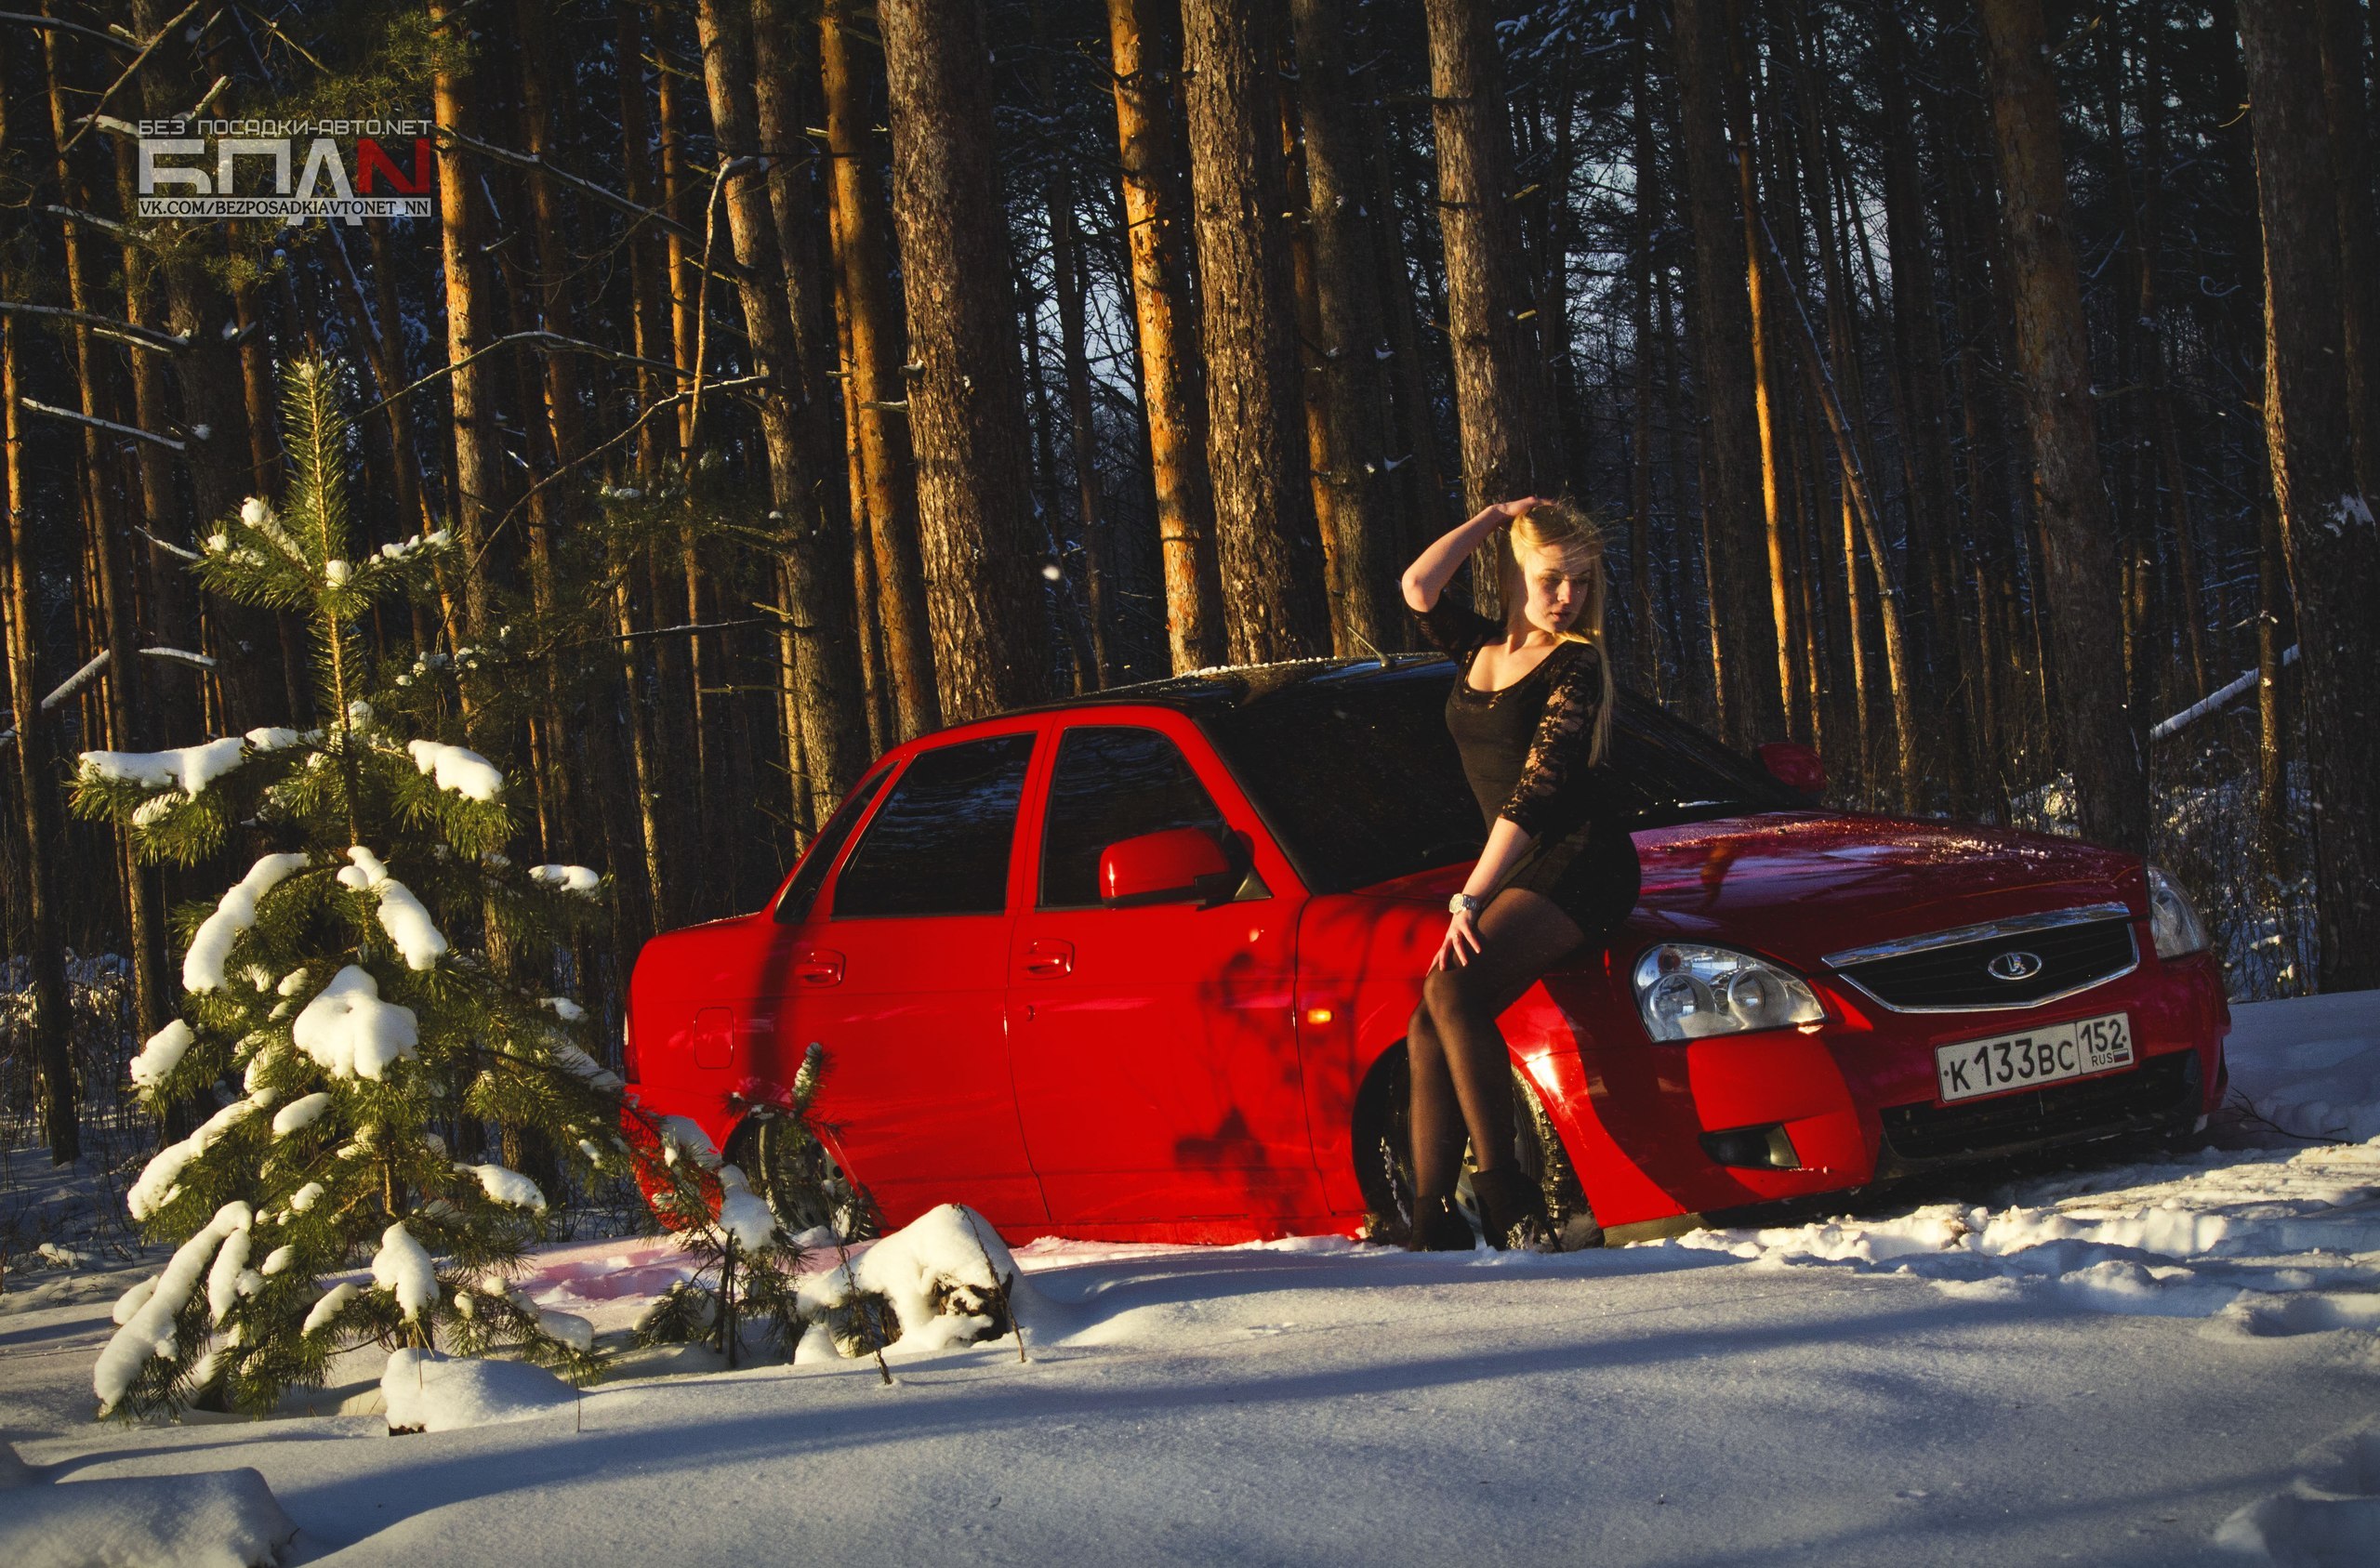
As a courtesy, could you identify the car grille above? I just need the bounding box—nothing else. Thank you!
[1881,1052,2196,1164]
[1833,916,2136,1011]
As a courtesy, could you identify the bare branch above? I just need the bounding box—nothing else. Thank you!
[60,0,208,155]
[0,299,187,355]
[16,396,188,450]
[41,650,110,713]
[0,11,138,53]
[436,127,764,283]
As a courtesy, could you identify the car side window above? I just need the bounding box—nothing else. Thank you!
[774,765,892,925]
[830,732,1036,918]
[1038,726,1230,909]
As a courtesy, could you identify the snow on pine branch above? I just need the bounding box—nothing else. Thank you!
[337,846,449,969]
[128,1019,193,1092]
[371,1223,439,1324]
[81,736,245,794]
[127,1093,271,1220]
[406,739,504,801]
[184,853,311,992]
[528,863,600,896]
[291,965,419,1081]
[94,1202,254,1416]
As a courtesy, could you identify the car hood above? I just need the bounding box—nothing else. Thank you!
[1356,810,2143,968]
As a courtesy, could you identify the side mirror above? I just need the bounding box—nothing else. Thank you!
[1100,826,1232,907]
[1758,741,1826,799]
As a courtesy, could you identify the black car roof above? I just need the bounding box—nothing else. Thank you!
[997,652,1460,724]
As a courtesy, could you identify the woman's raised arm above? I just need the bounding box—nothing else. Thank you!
[1399,496,1547,612]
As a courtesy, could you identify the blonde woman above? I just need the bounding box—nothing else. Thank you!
[1397,496,1642,1250]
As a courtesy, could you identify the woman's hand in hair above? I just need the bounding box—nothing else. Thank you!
[1432,906,1485,970]
[1494,495,1550,520]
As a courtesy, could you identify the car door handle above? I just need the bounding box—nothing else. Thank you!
[1020,939,1073,978]
[794,948,844,986]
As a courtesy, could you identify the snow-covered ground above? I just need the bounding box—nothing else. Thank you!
[8,994,2380,1565]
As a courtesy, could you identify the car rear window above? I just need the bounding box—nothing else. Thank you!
[774,765,892,924]
[830,732,1035,918]
[1198,661,1803,893]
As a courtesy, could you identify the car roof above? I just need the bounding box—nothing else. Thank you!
[986,653,1454,726]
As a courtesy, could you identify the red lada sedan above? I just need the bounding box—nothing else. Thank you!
[625,656,2229,1248]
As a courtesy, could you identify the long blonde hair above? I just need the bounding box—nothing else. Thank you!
[1491,499,1616,767]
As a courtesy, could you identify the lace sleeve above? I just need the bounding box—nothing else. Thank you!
[1413,592,1502,654]
[1500,644,1605,838]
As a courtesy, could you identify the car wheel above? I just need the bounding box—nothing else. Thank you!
[727,1113,878,1241]
[1352,1045,1602,1250]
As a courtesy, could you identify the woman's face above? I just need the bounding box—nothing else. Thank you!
[1514,541,1595,638]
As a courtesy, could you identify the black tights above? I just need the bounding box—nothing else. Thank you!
[1406,887,1588,1199]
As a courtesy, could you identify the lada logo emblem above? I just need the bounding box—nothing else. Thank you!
[1988,950,2044,982]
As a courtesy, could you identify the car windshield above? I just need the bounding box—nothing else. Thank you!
[1197,659,1806,893]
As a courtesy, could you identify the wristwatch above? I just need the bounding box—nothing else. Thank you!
[1448,892,1482,918]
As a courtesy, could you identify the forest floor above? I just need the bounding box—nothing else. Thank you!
[6,993,2380,1565]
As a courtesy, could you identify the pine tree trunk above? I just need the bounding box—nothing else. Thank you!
[130,0,264,727]
[1179,0,1330,663]
[2256,499,2290,879]
[819,0,940,739]
[878,0,1052,718]
[1422,0,1542,516]
[1289,0,1399,659]
[1106,0,1225,674]
[2237,0,2380,989]
[1671,0,1787,748]
[1725,20,1795,745]
[2319,0,2380,497]
[1975,0,2147,854]
[0,306,77,1165]
[1629,7,1663,702]
[1878,18,1978,816]
[430,0,500,645]
[1048,165,1113,687]
[694,0,872,823]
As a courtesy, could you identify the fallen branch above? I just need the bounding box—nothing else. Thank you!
[138,646,217,669]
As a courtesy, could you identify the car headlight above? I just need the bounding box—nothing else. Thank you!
[2146,863,2210,959]
[1632,943,1826,1042]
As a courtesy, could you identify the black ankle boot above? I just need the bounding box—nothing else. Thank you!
[1469,1166,1552,1252]
[1407,1192,1476,1251]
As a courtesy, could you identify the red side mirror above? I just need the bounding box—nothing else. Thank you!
[1101,826,1231,905]
[1758,741,1826,798]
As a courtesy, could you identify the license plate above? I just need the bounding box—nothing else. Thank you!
[1934,1011,2134,1103]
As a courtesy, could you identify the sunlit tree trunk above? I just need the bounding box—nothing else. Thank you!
[1105,0,1224,674]
[695,0,871,822]
[1290,0,1400,658]
[1671,0,1786,747]
[1179,0,1329,662]
[878,0,1051,718]
[819,0,940,738]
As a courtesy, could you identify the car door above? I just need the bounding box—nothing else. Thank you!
[1007,715,1321,1227]
[788,723,1049,1232]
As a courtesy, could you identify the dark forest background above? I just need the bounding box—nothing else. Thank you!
[3,0,2375,1139]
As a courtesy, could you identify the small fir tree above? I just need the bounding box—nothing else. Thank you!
[73,359,651,1417]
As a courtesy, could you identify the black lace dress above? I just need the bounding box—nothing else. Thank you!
[1417,596,1642,936]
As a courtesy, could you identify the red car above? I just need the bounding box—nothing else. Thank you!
[625,656,2229,1248]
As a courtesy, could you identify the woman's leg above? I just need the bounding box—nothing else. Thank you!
[1405,1001,1465,1199]
[1418,888,1588,1173]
